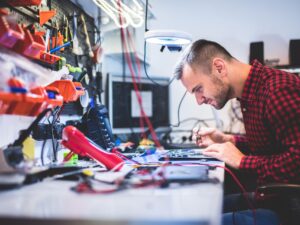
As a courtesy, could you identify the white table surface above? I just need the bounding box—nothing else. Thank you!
[0,161,224,225]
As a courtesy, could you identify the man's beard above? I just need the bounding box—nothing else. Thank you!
[211,75,231,109]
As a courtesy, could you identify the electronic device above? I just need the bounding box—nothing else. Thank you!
[32,104,115,151]
[161,165,209,183]
[61,126,123,171]
[249,41,264,64]
[32,123,65,140]
[106,74,170,134]
[159,148,219,161]
[81,104,115,151]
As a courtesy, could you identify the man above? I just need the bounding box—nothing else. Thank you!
[174,39,300,225]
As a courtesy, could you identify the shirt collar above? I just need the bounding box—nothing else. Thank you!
[240,60,265,101]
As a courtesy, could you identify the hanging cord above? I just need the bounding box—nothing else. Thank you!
[47,107,60,162]
[125,29,147,138]
[12,108,52,147]
[143,0,176,87]
[169,90,187,127]
[40,139,47,166]
[51,106,64,161]
[118,0,146,138]
[143,41,176,87]
[145,0,149,32]
[118,0,161,147]
[120,28,161,147]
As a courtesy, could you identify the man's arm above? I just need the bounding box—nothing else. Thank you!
[239,85,300,183]
[234,135,251,154]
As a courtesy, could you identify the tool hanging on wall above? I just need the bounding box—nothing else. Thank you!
[62,15,69,43]
[71,12,80,55]
[50,20,64,51]
[80,14,94,58]
[71,13,95,58]
[92,40,103,64]
[39,9,56,26]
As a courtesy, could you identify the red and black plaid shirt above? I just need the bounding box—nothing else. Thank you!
[235,60,300,185]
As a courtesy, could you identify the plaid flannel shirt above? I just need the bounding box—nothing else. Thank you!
[235,60,300,185]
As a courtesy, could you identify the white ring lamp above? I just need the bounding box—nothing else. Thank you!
[145,29,192,46]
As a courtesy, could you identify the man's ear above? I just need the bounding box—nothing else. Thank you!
[212,58,226,77]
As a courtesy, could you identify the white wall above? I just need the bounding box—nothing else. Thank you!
[145,0,300,131]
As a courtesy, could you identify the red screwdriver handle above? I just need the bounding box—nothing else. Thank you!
[62,126,124,171]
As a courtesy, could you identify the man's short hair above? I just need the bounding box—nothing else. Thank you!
[174,39,233,79]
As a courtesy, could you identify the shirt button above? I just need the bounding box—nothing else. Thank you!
[242,108,247,112]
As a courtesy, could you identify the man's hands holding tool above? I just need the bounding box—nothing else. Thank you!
[192,127,245,169]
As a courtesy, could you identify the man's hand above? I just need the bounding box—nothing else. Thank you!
[192,127,235,147]
[202,142,244,169]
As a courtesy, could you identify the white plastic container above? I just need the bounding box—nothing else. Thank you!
[0,47,58,91]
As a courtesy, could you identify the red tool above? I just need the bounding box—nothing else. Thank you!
[61,126,124,171]
[8,0,42,7]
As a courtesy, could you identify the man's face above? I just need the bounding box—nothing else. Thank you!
[181,64,230,109]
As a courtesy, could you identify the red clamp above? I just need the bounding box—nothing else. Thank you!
[62,126,124,171]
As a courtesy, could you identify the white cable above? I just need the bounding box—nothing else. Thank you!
[102,0,130,28]
[93,0,128,28]
[93,0,127,28]
[109,0,133,27]
[121,2,144,28]
[132,0,143,12]
[111,0,144,28]
[121,0,144,26]
[93,0,144,28]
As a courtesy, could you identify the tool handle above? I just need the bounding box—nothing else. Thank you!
[62,126,123,171]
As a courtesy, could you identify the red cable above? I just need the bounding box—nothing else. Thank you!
[126,29,142,83]
[120,29,146,135]
[117,2,161,147]
[123,30,145,135]
[124,48,161,147]
[116,0,147,142]
[125,29,146,138]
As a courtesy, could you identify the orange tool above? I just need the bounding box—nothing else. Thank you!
[47,80,85,103]
[39,10,56,26]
